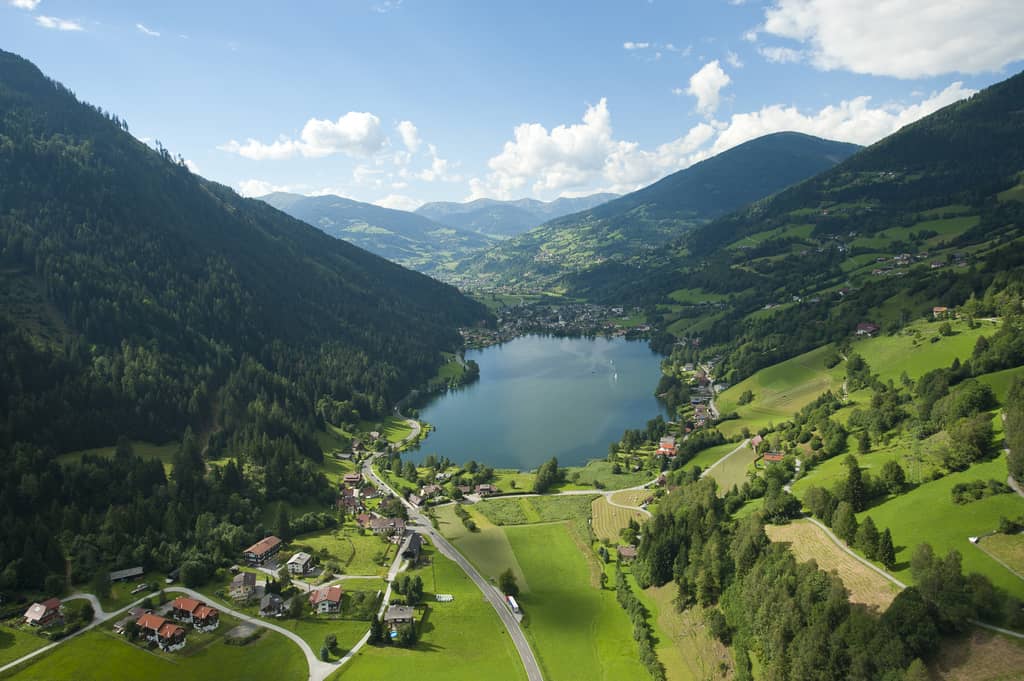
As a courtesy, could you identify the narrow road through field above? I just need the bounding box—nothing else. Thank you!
[364,453,544,681]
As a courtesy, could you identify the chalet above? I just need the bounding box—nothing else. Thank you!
[933,306,950,318]
[383,604,415,629]
[260,593,284,617]
[343,472,362,486]
[137,612,186,651]
[475,483,496,497]
[400,532,423,563]
[763,452,785,464]
[369,516,406,537]
[420,484,442,498]
[230,571,257,601]
[855,322,880,337]
[243,535,282,566]
[109,566,144,582]
[408,494,424,507]
[750,434,764,450]
[287,552,314,576]
[617,545,638,561]
[23,598,62,627]
[657,436,676,456]
[309,585,343,614]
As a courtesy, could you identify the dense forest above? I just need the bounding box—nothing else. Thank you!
[0,50,488,590]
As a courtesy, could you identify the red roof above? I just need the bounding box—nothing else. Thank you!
[763,452,785,462]
[41,597,61,610]
[171,597,201,613]
[193,605,218,620]
[137,612,166,631]
[309,585,343,605]
[244,535,282,555]
[157,622,185,639]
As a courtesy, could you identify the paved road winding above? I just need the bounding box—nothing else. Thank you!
[363,454,544,681]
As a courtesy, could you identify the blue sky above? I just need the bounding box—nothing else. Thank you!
[3,0,1023,210]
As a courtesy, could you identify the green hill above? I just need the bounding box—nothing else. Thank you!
[451,132,859,288]
[259,191,494,272]
[416,193,618,239]
[0,49,488,456]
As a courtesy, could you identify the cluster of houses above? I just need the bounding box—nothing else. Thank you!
[751,434,784,463]
[870,252,969,278]
[108,596,219,653]
[336,471,382,515]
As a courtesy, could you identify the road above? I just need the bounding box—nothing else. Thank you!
[363,454,544,681]
[700,439,751,478]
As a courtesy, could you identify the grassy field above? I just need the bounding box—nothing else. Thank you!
[852,317,994,382]
[357,416,413,445]
[277,617,370,662]
[558,460,653,491]
[978,533,1024,575]
[856,454,1024,598]
[330,546,527,681]
[505,522,648,681]
[294,527,395,577]
[434,504,530,592]
[683,441,743,472]
[591,496,646,543]
[474,495,598,526]
[765,520,901,611]
[0,627,48,668]
[640,584,732,681]
[978,365,1024,403]
[57,441,179,473]
[2,619,306,681]
[714,345,845,437]
[929,629,1024,680]
[704,445,758,493]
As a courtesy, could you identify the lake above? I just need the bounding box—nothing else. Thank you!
[412,335,667,470]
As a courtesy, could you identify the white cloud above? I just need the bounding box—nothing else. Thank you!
[396,120,421,153]
[623,41,650,50]
[375,194,421,211]
[761,0,1024,78]
[136,23,160,37]
[415,144,461,182]
[707,81,975,154]
[467,81,974,201]
[686,60,731,117]
[183,159,200,174]
[671,87,685,96]
[35,15,82,31]
[373,0,402,13]
[759,46,804,63]
[219,111,385,160]
[725,50,744,68]
[9,0,40,9]
[237,179,299,197]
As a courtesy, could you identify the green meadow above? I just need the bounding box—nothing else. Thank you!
[0,627,48,668]
[435,504,530,592]
[57,440,179,473]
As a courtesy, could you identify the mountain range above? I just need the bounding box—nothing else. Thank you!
[451,132,861,288]
[416,193,619,239]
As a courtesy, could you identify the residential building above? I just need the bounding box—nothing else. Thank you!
[260,593,284,617]
[763,452,785,463]
[230,572,257,601]
[343,472,362,486]
[243,535,282,565]
[617,545,638,561]
[657,436,676,456]
[475,483,496,496]
[419,484,442,498]
[855,322,880,337]
[170,596,219,630]
[383,604,415,628]
[287,551,314,576]
[23,598,62,627]
[400,532,422,563]
[136,612,187,651]
[309,585,343,614]
[369,516,406,537]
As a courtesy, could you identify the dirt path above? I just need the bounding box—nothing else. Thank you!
[700,439,751,478]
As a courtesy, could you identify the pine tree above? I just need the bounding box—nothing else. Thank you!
[855,515,880,560]
[877,528,896,570]
[276,506,292,542]
[832,501,859,545]
[368,615,384,644]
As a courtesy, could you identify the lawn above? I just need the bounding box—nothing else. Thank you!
[357,416,413,445]
[978,365,1024,403]
[505,522,648,681]
[591,496,646,543]
[295,527,395,577]
[0,627,48,668]
[852,318,994,382]
[704,445,758,493]
[2,621,306,681]
[330,546,527,681]
[682,441,743,472]
[474,495,597,526]
[978,533,1024,575]
[434,504,530,592]
[57,441,179,473]
[856,453,1024,598]
[558,459,653,491]
[765,520,901,611]
[714,345,845,437]
[277,617,370,662]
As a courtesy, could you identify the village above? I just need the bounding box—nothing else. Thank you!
[459,301,650,348]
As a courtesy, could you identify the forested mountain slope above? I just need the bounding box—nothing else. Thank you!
[452,132,859,287]
[260,191,494,272]
[416,192,618,239]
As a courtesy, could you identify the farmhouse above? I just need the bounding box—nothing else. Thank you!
[23,598,62,627]
[933,306,950,318]
[136,612,187,651]
[230,571,257,601]
[287,551,314,575]
[384,604,415,628]
[475,483,496,496]
[309,585,343,614]
[369,516,406,537]
[617,545,638,561]
[855,322,880,337]
[343,472,363,485]
[657,436,676,456]
[108,566,144,582]
[419,484,442,498]
[243,535,282,566]
[260,593,284,617]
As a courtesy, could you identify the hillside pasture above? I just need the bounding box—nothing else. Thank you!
[929,629,1024,681]
[58,441,179,473]
[852,317,994,382]
[591,496,646,543]
[978,533,1024,576]
[434,504,529,591]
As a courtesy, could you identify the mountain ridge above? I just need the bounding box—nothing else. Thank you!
[416,192,619,239]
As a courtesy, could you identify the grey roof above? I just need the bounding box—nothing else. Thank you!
[384,604,415,622]
[108,566,144,581]
[232,572,257,587]
[260,593,283,608]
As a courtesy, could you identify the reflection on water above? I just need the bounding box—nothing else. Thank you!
[411,335,667,470]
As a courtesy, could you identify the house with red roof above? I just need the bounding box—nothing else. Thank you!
[23,598,62,627]
[243,535,282,565]
[763,452,785,464]
[136,612,187,651]
[171,597,219,631]
[657,436,676,456]
[309,585,343,614]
